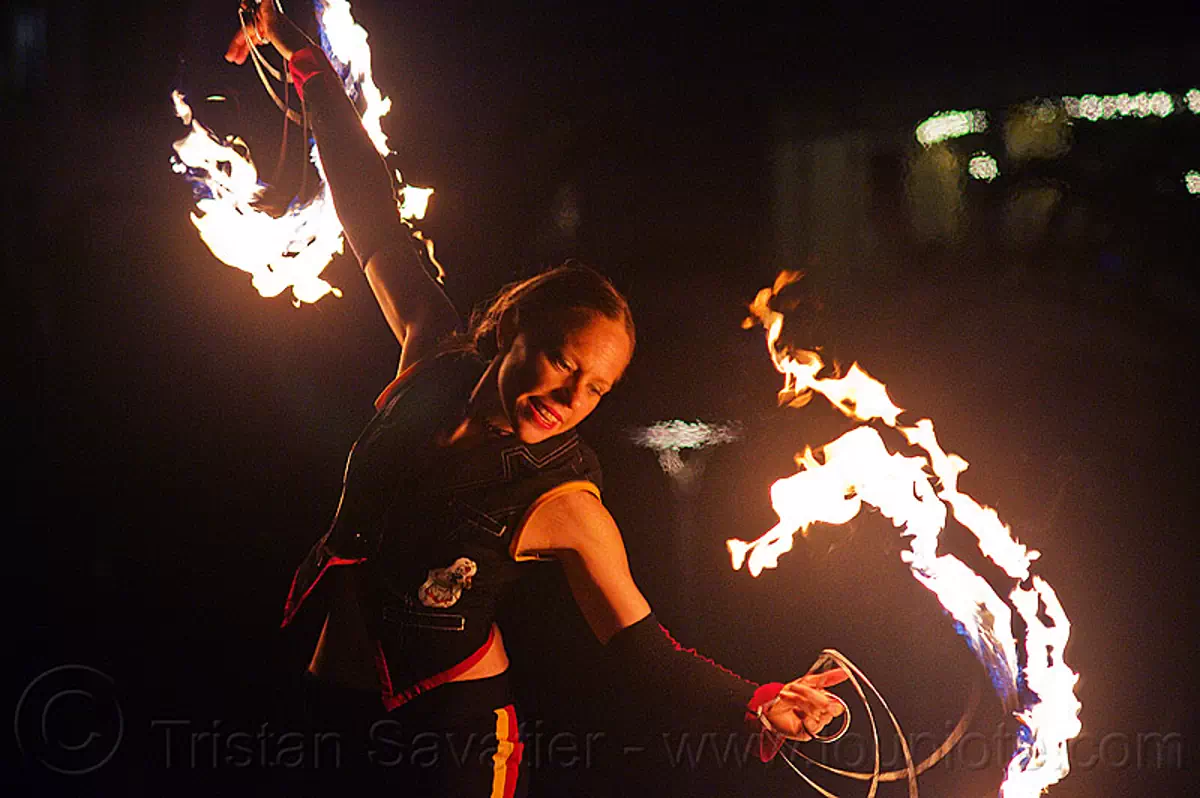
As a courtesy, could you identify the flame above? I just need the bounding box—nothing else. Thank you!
[170,0,432,304]
[731,272,1081,796]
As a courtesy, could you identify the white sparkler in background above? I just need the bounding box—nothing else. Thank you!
[729,272,1082,796]
[171,0,432,304]
[631,419,741,476]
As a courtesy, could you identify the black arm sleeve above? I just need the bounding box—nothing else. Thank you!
[604,612,761,731]
[295,56,406,267]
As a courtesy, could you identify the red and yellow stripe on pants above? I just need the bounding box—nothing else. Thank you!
[490,704,524,798]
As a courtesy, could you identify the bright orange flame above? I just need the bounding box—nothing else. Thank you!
[731,272,1081,796]
[171,0,433,304]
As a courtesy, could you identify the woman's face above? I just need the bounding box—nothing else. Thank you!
[494,312,633,444]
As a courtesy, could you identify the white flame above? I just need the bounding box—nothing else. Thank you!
[731,274,1081,796]
[1002,577,1081,796]
[171,0,433,304]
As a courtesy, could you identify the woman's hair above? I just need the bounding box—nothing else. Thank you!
[447,263,635,361]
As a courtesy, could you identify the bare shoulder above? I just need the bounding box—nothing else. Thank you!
[518,487,650,642]
[517,488,622,556]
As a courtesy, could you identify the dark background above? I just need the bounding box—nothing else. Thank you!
[6,1,1197,795]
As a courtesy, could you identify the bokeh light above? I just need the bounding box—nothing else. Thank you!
[915,110,988,147]
[968,151,1000,182]
[1186,89,1200,114]
[1063,90,1176,121]
[1185,170,1200,195]
[1005,101,1072,161]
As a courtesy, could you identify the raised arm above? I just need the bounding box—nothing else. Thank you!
[228,2,458,372]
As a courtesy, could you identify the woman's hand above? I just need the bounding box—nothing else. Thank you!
[761,668,850,741]
[225,0,310,64]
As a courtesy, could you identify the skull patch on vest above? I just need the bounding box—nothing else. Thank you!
[417,557,478,608]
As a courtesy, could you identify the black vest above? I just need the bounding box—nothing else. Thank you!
[282,352,601,698]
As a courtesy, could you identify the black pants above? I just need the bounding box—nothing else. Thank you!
[302,673,526,797]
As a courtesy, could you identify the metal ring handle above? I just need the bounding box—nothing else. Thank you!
[809,693,850,743]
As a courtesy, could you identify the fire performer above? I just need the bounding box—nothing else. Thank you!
[228,3,847,794]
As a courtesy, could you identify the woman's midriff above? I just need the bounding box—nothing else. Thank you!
[306,568,509,691]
